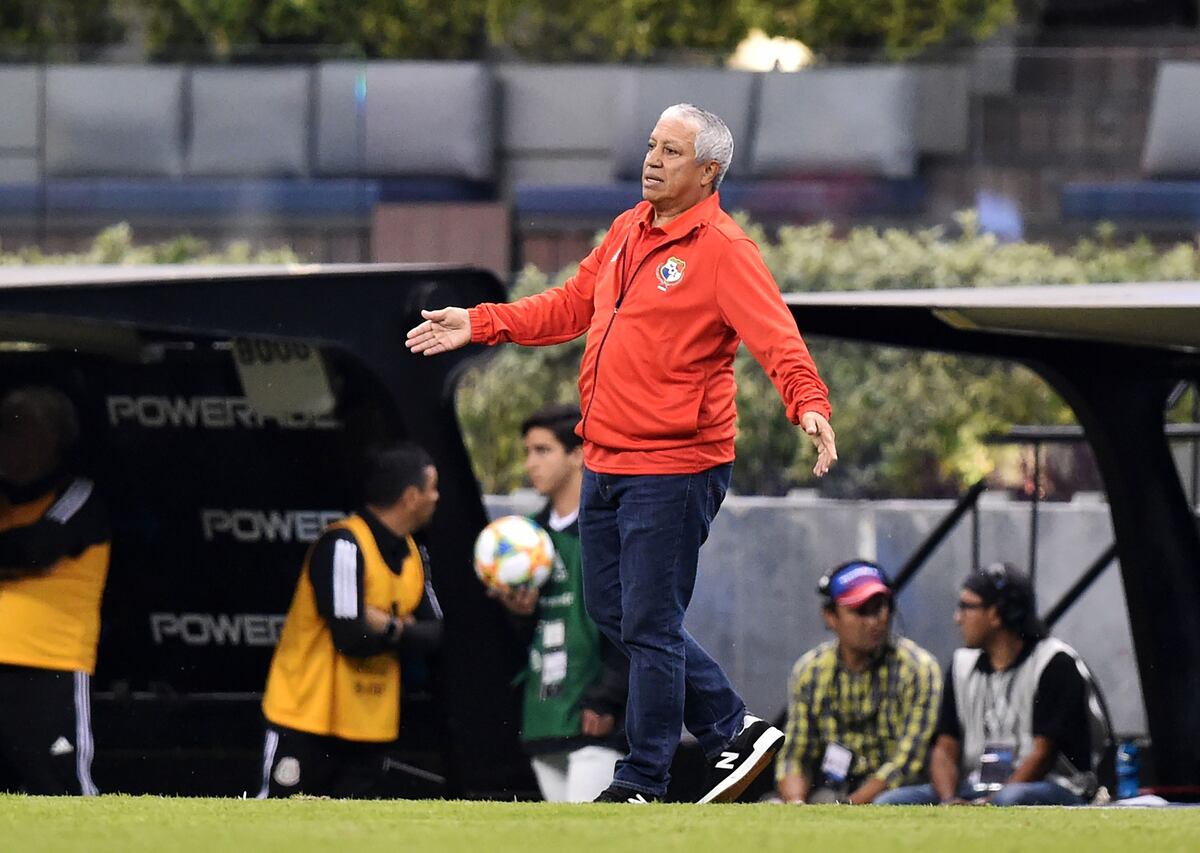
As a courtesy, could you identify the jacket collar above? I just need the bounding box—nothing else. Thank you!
[533,503,579,537]
[359,507,411,572]
[832,638,896,675]
[974,637,1038,674]
[635,191,722,240]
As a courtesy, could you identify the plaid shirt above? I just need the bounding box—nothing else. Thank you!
[776,636,942,789]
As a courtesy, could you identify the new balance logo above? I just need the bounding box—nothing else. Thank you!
[714,752,739,770]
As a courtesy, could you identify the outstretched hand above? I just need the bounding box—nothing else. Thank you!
[488,584,539,617]
[405,307,472,356]
[581,709,615,737]
[801,411,837,477]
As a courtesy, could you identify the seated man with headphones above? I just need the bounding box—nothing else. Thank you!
[877,563,1112,806]
[776,561,941,804]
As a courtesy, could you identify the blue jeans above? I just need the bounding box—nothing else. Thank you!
[579,464,746,797]
[875,781,1086,806]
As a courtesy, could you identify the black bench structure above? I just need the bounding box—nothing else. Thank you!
[789,282,1200,787]
[0,265,525,796]
[1,268,1196,792]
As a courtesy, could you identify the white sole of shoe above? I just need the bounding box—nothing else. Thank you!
[696,726,785,804]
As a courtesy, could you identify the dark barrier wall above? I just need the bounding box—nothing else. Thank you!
[92,345,390,692]
[0,266,530,796]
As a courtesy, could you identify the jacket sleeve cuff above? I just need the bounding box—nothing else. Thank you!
[468,305,492,344]
[790,398,832,424]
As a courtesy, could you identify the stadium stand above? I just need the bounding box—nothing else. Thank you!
[511,66,929,227]
[0,62,502,264]
[0,60,973,267]
[0,62,498,221]
[1061,62,1200,224]
[752,67,917,178]
[47,65,186,178]
[0,67,39,185]
[189,67,311,178]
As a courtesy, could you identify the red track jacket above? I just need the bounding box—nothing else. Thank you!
[469,192,831,474]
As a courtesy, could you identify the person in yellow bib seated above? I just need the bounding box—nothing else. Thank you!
[257,443,444,798]
[0,386,108,796]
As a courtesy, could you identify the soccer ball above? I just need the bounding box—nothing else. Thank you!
[473,515,555,591]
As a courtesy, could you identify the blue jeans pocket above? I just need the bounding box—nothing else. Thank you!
[704,464,732,523]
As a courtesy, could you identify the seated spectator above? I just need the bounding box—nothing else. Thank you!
[876,563,1111,806]
[776,561,941,804]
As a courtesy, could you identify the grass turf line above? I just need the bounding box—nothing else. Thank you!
[1,796,1197,853]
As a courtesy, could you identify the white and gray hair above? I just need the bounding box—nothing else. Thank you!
[659,103,734,189]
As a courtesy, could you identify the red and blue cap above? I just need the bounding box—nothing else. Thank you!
[825,562,892,609]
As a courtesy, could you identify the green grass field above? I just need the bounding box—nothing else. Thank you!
[1,796,1197,853]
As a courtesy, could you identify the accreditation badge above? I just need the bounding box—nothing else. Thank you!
[541,619,566,651]
[979,741,1016,791]
[539,619,567,699]
[820,742,855,793]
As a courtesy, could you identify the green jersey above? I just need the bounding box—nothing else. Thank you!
[519,511,605,745]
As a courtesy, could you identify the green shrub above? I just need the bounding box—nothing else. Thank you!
[138,0,745,61]
[485,0,752,62]
[129,0,1008,62]
[456,212,1200,496]
[0,1,125,60]
[0,222,298,265]
[752,0,1016,61]
[139,0,488,60]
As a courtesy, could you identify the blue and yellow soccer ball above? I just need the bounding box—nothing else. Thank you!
[473,515,555,592]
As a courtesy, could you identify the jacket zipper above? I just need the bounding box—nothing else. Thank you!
[580,224,700,442]
[580,236,655,442]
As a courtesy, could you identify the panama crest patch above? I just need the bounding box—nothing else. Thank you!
[656,256,686,292]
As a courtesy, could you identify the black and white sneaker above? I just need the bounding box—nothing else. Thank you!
[593,784,658,804]
[696,714,786,804]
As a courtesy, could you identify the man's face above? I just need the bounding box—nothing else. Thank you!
[404,465,440,529]
[642,114,718,211]
[954,589,1000,648]
[824,594,891,657]
[523,427,580,501]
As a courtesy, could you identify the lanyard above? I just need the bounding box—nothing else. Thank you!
[982,669,1020,741]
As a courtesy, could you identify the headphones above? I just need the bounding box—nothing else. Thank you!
[980,562,1030,629]
[817,560,891,598]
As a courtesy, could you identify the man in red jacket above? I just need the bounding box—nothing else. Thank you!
[407,103,836,804]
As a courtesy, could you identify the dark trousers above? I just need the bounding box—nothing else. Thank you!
[579,464,745,797]
[0,664,98,795]
[256,722,389,798]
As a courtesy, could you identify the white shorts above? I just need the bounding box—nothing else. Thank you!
[530,745,622,803]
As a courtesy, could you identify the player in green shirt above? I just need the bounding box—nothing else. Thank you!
[493,404,628,802]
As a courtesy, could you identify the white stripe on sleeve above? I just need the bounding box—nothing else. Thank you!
[424,580,444,620]
[48,479,93,524]
[332,539,359,619]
